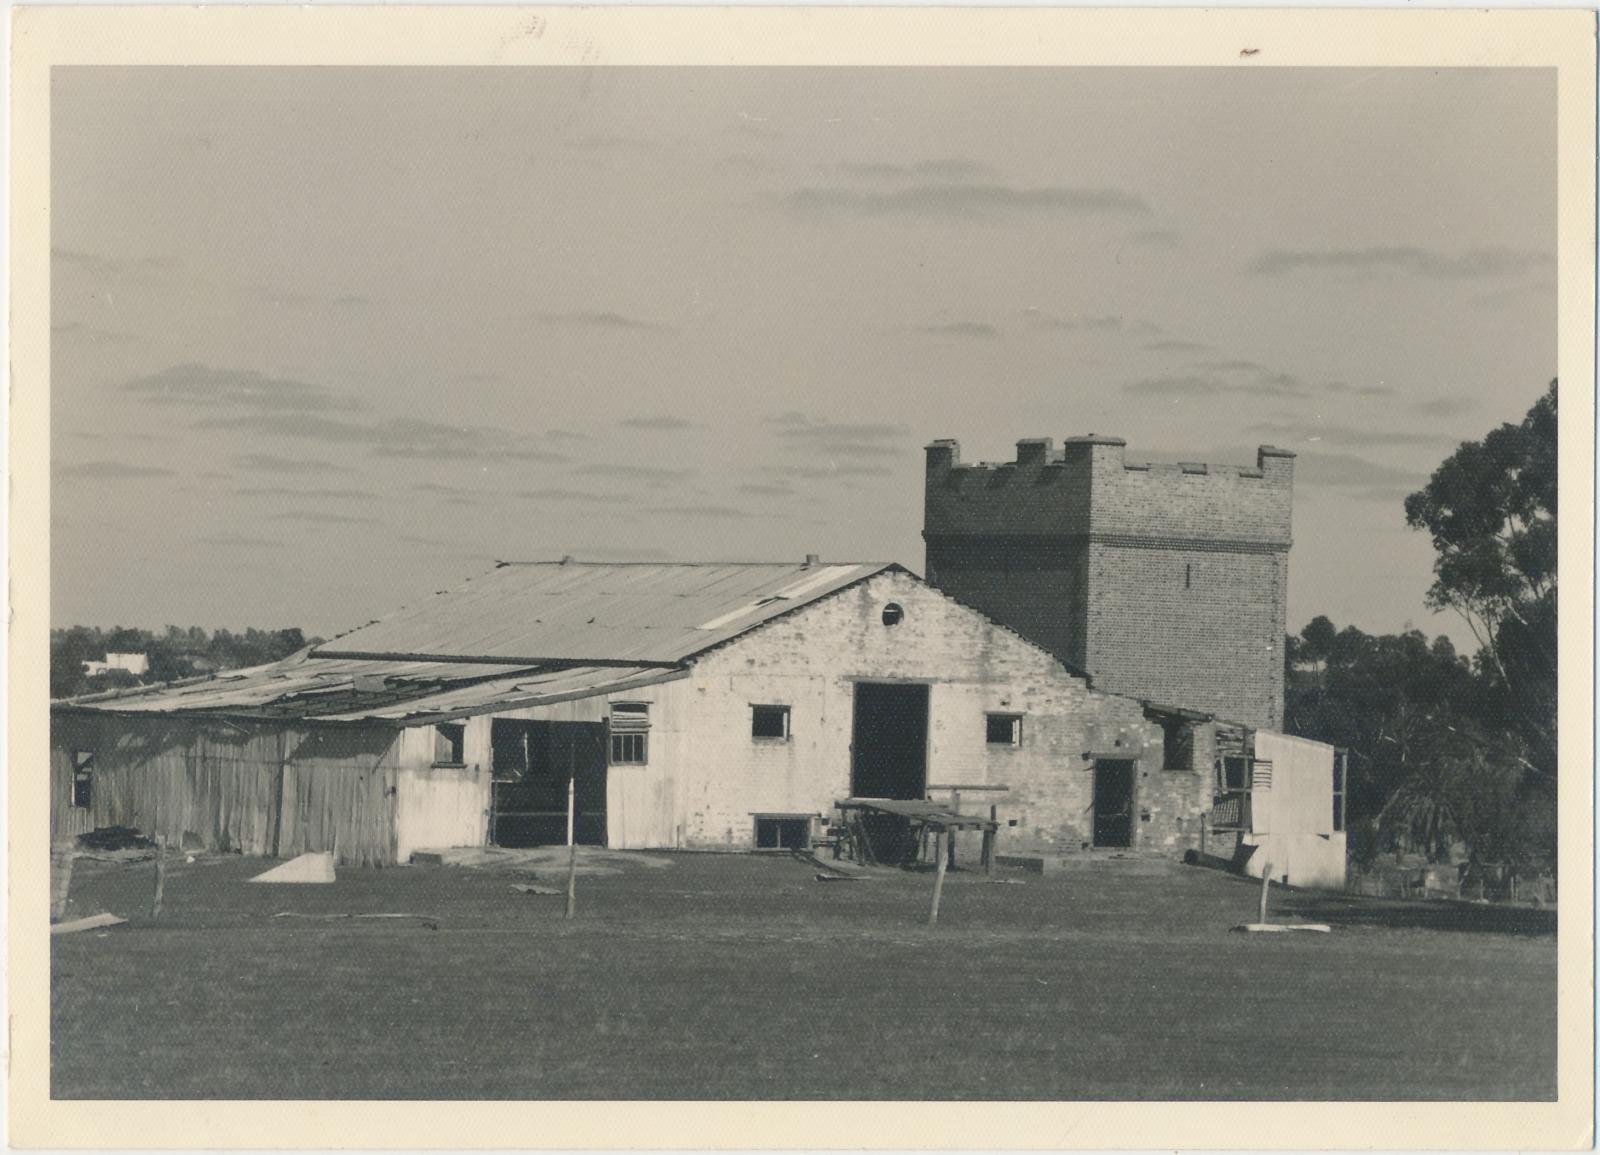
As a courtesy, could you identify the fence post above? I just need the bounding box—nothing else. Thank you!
[152,836,167,918]
[1258,862,1274,924]
[50,843,76,923]
[928,828,949,928]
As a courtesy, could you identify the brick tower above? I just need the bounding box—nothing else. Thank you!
[923,435,1294,730]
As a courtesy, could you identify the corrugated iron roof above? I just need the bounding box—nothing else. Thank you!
[56,651,684,723]
[313,560,901,665]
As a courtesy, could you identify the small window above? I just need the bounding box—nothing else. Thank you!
[433,723,465,765]
[1221,755,1250,791]
[986,713,1022,746]
[1332,749,1347,832]
[754,816,812,851]
[881,603,904,626]
[751,705,791,740]
[71,751,95,810]
[1184,563,1192,590]
[1162,720,1194,771]
[610,732,648,765]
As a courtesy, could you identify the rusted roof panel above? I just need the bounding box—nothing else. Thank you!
[313,561,900,665]
[56,652,681,723]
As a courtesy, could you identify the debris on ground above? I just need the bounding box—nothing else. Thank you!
[1229,922,1332,934]
[814,872,867,883]
[248,852,335,884]
[410,846,672,875]
[272,912,440,924]
[51,912,128,936]
[77,826,156,853]
[796,850,878,880]
[510,883,562,896]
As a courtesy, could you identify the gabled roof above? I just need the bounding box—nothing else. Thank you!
[313,560,903,666]
[56,561,904,722]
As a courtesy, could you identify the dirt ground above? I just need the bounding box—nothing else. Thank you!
[51,849,1557,1100]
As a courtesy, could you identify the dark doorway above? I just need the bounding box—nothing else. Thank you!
[1092,759,1135,849]
[851,682,929,800]
[490,719,607,847]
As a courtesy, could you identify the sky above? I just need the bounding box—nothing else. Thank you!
[49,67,1556,647]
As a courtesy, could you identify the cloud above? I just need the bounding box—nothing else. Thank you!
[1323,380,1397,398]
[516,488,633,504]
[760,462,895,481]
[194,533,284,548]
[52,247,176,277]
[527,310,675,334]
[54,461,174,479]
[768,416,906,442]
[1246,246,1552,280]
[1414,397,1477,418]
[232,486,377,501]
[123,363,360,414]
[738,482,795,497]
[230,453,353,475]
[1123,374,1304,400]
[617,415,700,431]
[52,321,140,345]
[1123,227,1182,250]
[566,135,657,153]
[546,428,592,441]
[816,159,993,181]
[241,285,370,309]
[198,411,569,463]
[1022,309,1125,332]
[573,463,695,482]
[915,321,1000,339]
[1243,420,1454,448]
[779,183,1151,220]
[1293,449,1428,491]
[645,505,752,519]
[267,510,382,526]
[1142,339,1213,353]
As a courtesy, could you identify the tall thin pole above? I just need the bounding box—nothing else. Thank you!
[564,769,577,920]
[928,827,949,928]
[1258,861,1273,924]
[152,836,167,919]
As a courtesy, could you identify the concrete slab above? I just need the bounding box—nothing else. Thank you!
[247,852,336,884]
[51,912,128,935]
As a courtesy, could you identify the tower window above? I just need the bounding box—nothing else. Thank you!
[882,603,904,626]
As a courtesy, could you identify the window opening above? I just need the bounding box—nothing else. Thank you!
[433,723,465,766]
[751,704,791,740]
[881,603,904,626]
[71,751,95,810]
[1162,720,1193,770]
[1332,749,1347,832]
[986,713,1022,746]
[754,816,811,850]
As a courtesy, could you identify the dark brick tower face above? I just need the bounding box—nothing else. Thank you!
[923,436,1294,730]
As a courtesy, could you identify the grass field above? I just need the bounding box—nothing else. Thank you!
[52,850,1556,1100]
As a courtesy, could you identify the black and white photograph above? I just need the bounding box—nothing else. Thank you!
[12,5,1594,1143]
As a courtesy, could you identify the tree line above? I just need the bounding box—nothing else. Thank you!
[50,625,319,700]
[1285,380,1556,872]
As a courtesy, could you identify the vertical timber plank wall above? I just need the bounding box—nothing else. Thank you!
[50,710,404,865]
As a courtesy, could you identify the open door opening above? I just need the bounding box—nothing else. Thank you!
[850,682,929,863]
[1092,758,1135,849]
[490,719,607,847]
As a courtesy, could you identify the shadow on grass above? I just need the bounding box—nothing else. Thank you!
[1274,887,1557,937]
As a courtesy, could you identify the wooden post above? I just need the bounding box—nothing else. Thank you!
[50,843,76,923]
[1258,861,1273,924]
[982,804,996,876]
[1199,811,1208,856]
[928,828,949,928]
[152,836,167,919]
[564,774,577,920]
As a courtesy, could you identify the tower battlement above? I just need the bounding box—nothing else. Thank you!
[923,433,1294,730]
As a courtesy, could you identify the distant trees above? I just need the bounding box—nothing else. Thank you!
[50,625,316,700]
[1285,381,1558,872]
